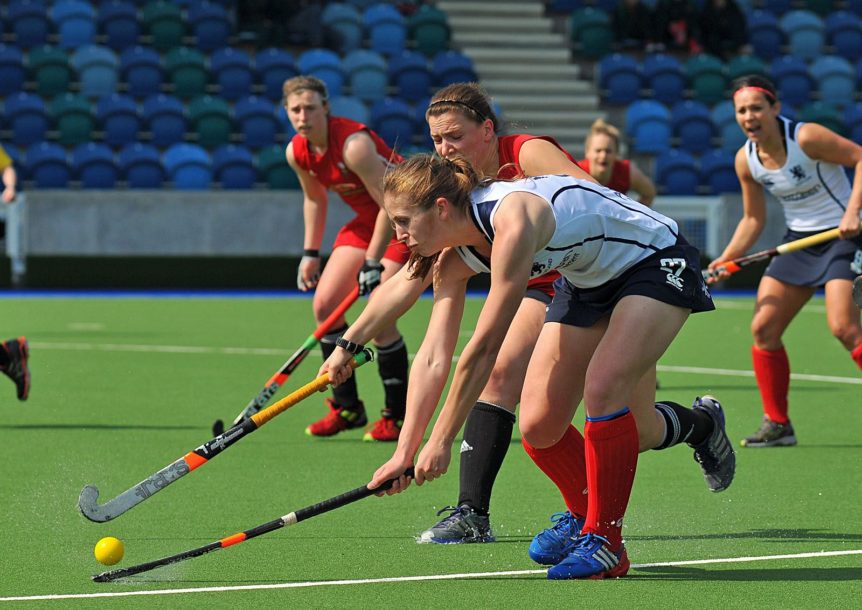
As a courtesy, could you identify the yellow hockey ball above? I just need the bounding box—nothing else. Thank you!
[94,536,124,566]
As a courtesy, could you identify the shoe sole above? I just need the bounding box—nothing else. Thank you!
[417,534,496,544]
[740,435,797,448]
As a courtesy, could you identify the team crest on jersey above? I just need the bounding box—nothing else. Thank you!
[531,260,550,276]
[790,165,807,182]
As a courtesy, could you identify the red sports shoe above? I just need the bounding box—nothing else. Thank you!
[363,411,403,442]
[0,336,30,401]
[305,398,367,437]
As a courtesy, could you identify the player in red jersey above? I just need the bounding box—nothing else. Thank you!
[578,118,656,206]
[284,75,409,442]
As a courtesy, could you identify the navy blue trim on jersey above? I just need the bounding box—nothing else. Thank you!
[545,234,665,255]
[467,199,497,243]
[466,244,490,269]
[815,162,847,210]
[550,183,679,237]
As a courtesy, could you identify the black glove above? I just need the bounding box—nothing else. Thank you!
[357,259,384,295]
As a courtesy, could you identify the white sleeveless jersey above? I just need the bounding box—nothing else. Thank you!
[454,174,679,289]
[745,116,852,231]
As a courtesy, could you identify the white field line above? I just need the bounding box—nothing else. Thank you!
[30,341,862,386]
[1,549,860,603]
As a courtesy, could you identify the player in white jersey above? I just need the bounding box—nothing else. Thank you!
[708,75,862,448]
[321,154,725,579]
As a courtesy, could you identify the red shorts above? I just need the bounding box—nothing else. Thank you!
[526,272,559,300]
[333,216,410,264]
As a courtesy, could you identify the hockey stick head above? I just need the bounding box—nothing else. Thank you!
[78,485,113,523]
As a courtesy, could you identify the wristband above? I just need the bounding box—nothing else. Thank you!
[303,249,320,258]
[335,336,365,355]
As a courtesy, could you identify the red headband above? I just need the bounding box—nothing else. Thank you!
[733,86,776,102]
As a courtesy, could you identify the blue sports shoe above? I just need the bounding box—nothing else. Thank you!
[528,511,585,565]
[690,395,736,492]
[547,533,630,580]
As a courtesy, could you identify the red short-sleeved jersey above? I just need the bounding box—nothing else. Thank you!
[577,158,632,194]
[497,134,579,296]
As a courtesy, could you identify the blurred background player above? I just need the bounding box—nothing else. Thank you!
[284,75,409,441]
[579,118,656,206]
[0,144,17,205]
[708,75,862,448]
[0,337,29,401]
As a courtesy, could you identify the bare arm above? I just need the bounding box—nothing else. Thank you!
[2,165,17,204]
[708,147,768,273]
[798,123,862,238]
[517,138,597,182]
[629,161,656,206]
[286,142,328,290]
[342,132,394,262]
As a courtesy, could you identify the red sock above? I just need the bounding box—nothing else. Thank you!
[751,345,790,424]
[852,343,862,371]
[522,424,589,519]
[582,409,638,552]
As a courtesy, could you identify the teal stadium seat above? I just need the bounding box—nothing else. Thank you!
[27,45,72,98]
[188,95,233,148]
[164,47,208,100]
[343,49,389,103]
[408,5,450,57]
[257,144,300,190]
[726,54,767,82]
[809,56,855,108]
[142,0,186,52]
[684,54,728,105]
[799,101,845,136]
[569,8,613,60]
[50,93,96,146]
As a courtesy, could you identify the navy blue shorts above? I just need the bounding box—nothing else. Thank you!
[765,228,862,287]
[525,287,553,305]
[546,240,715,328]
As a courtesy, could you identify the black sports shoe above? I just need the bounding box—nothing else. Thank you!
[690,396,735,492]
[741,416,797,448]
[1,337,30,401]
[417,505,495,544]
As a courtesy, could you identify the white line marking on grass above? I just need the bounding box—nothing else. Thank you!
[2,549,860,602]
[657,364,862,385]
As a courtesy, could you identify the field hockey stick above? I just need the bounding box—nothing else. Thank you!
[854,276,862,308]
[92,467,414,582]
[78,349,373,523]
[212,285,360,436]
[702,227,841,284]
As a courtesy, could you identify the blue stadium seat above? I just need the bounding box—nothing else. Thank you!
[431,50,478,87]
[0,45,26,97]
[747,10,784,61]
[26,142,71,188]
[770,55,815,108]
[844,102,862,143]
[656,149,699,195]
[297,49,345,97]
[412,95,433,150]
[163,142,212,189]
[598,53,641,104]
[118,142,164,187]
[51,0,97,49]
[71,142,118,188]
[625,99,672,154]
[699,149,739,194]
[213,144,257,189]
[234,95,280,149]
[142,93,186,147]
[779,10,825,62]
[276,105,297,141]
[711,100,746,153]
[255,48,298,102]
[188,1,232,52]
[809,56,855,108]
[671,100,715,154]
[329,95,370,124]
[322,2,363,54]
[98,0,141,51]
[642,53,685,105]
[96,93,140,147]
[388,50,431,102]
[826,11,862,62]
[370,97,415,149]
[364,3,407,57]
[71,45,119,99]
[761,0,792,13]
[9,0,52,49]
[343,49,389,103]
[120,46,163,98]
[210,47,254,101]
[5,92,49,147]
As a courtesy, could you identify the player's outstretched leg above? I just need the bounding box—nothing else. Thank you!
[417,505,494,544]
[0,336,30,401]
[689,396,736,492]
